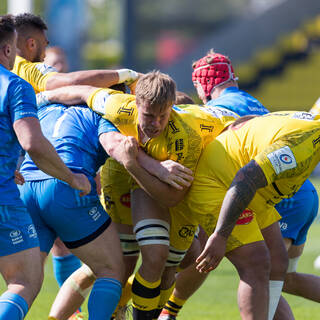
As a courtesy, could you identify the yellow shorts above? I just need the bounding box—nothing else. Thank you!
[100,158,133,225]
[185,142,282,253]
[100,158,197,252]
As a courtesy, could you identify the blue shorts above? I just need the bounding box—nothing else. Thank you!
[0,205,39,256]
[19,178,111,253]
[276,179,319,245]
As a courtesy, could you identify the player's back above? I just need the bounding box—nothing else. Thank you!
[206,86,269,116]
[20,104,108,181]
[0,65,37,204]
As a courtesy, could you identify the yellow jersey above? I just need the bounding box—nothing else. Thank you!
[87,88,239,171]
[188,111,320,214]
[12,56,57,93]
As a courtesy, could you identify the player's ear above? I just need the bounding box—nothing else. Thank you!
[26,37,35,50]
[3,43,11,58]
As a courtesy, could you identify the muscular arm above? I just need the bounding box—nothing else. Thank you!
[215,160,268,238]
[45,69,119,90]
[99,131,191,207]
[40,85,97,106]
[14,117,90,194]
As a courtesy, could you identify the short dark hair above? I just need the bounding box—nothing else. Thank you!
[14,13,47,35]
[0,15,15,46]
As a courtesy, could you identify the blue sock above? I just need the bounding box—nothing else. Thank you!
[52,254,82,287]
[88,278,122,320]
[0,292,29,320]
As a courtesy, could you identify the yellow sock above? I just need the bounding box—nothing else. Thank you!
[153,282,176,319]
[132,271,161,311]
[163,294,187,317]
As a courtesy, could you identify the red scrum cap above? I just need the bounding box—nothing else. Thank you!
[192,51,238,98]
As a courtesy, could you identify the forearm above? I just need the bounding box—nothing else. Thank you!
[215,160,268,239]
[27,135,75,184]
[125,161,186,207]
[42,85,97,105]
[46,70,119,90]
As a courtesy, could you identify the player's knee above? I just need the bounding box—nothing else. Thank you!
[134,219,170,268]
[270,248,288,278]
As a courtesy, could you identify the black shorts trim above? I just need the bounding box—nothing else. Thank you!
[64,218,112,249]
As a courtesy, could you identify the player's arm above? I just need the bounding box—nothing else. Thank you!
[14,117,91,196]
[45,68,138,90]
[197,160,267,272]
[37,85,97,106]
[99,131,193,207]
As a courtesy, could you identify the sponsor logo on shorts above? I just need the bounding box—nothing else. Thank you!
[104,195,115,210]
[27,224,37,239]
[120,193,131,208]
[279,222,288,231]
[88,206,101,221]
[267,146,297,175]
[179,225,196,238]
[236,209,254,225]
[9,229,23,245]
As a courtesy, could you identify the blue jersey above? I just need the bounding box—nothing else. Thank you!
[0,64,38,205]
[20,104,117,181]
[206,87,269,116]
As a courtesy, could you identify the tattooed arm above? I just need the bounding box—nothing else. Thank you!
[196,160,268,273]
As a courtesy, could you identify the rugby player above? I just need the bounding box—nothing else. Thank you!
[35,71,239,319]
[161,50,320,320]
[0,15,90,320]
[12,13,138,93]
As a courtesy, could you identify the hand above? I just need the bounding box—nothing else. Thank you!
[120,136,140,169]
[196,232,227,273]
[156,160,193,190]
[14,170,25,185]
[69,173,91,197]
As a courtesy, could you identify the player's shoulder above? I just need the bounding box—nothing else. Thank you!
[13,55,56,75]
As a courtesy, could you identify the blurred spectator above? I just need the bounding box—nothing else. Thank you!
[45,46,69,73]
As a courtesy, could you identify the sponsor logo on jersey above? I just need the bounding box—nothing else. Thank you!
[267,146,297,175]
[200,124,214,132]
[236,209,254,225]
[9,229,23,245]
[168,120,179,134]
[291,112,314,121]
[120,193,131,208]
[313,135,320,147]
[201,106,239,118]
[175,139,184,151]
[179,225,196,238]
[117,106,134,116]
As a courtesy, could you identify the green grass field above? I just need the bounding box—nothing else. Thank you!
[1,179,320,319]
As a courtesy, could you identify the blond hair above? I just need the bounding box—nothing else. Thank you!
[135,70,176,109]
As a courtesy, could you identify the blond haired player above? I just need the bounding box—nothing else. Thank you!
[36,71,239,319]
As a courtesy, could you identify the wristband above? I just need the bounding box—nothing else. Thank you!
[117,68,138,85]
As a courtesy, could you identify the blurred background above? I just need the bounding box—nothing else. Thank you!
[1,0,320,110]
